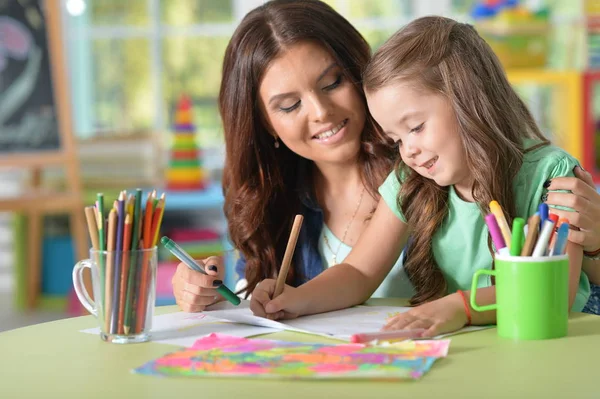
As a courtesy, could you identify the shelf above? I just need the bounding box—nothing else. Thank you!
[83,182,224,211]
[140,181,224,211]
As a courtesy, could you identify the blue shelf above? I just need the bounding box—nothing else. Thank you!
[139,181,224,211]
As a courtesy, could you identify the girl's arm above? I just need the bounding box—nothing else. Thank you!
[384,242,583,335]
[251,199,410,318]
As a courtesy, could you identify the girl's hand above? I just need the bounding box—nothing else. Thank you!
[171,256,225,312]
[545,166,600,253]
[383,293,468,337]
[249,279,301,320]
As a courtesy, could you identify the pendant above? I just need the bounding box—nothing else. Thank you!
[331,256,337,265]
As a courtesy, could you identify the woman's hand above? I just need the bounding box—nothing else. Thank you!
[383,293,468,337]
[544,166,600,253]
[171,256,225,312]
[249,279,302,320]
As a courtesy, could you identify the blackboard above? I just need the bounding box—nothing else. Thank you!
[0,0,61,153]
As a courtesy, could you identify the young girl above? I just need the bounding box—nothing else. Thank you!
[249,16,595,335]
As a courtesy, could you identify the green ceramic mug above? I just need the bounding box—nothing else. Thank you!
[470,254,569,340]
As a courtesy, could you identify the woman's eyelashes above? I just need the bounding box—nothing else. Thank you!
[323,74,343,91]
[409,122,424,133]
[280,101,300,113]
[278,74,344,113]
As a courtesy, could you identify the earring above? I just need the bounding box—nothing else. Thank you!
[274,138,280,149]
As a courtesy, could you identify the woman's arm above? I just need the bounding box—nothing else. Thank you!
[250,199,410,318]
[545,166,600,284]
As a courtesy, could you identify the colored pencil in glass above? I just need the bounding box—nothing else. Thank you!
[110,192,125,333]
[104,209,117,333]
[124,189,145,335]
[136,194,166,333]
[117,213,132,334]
[96,193,106,308]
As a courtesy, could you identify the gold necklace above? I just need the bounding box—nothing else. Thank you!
[322,186,366,265]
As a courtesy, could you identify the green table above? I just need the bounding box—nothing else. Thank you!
[1,299,598,398]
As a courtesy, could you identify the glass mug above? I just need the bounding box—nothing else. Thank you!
[72,247,157,343]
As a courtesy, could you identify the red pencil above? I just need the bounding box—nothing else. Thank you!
[142,191,155,249]
[350,329,426,343]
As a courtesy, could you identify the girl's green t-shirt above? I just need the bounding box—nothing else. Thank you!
[378,142,591,311]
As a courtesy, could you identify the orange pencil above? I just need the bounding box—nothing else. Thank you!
[104,209,117,333]
[136,194,166,333]
[117,214,132,334]
[143,190,156,249]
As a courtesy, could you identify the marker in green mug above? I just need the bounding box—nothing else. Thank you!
[161,236,241,306]
[510,217,525,256]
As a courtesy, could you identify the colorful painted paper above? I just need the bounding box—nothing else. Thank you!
[134,334,450,380]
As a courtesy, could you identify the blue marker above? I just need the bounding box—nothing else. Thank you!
[538,203,549,230]
[552,223,570,256]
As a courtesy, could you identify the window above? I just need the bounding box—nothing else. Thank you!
[63,0,578,153]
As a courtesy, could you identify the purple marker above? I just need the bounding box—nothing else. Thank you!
[485,213,509,256]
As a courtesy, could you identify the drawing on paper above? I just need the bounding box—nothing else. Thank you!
[134,333,450,380]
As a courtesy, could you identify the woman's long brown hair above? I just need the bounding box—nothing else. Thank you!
[220,0,395,296]
[363,16,549,305]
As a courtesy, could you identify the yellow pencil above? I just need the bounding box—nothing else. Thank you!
[489,201,511,251]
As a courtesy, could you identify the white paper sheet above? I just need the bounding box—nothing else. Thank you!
[80,311,279,347]
[81,301,490,346]
[204,301,491,340]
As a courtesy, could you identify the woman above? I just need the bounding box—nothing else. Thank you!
[172,0,411,312]
[172,0,600,314]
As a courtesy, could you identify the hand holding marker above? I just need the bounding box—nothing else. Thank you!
[161,236,241,306]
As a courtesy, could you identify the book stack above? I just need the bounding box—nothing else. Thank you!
[166,95,206,191]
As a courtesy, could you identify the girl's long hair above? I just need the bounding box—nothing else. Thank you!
[220,0,395,296]
[363,16,549,305]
